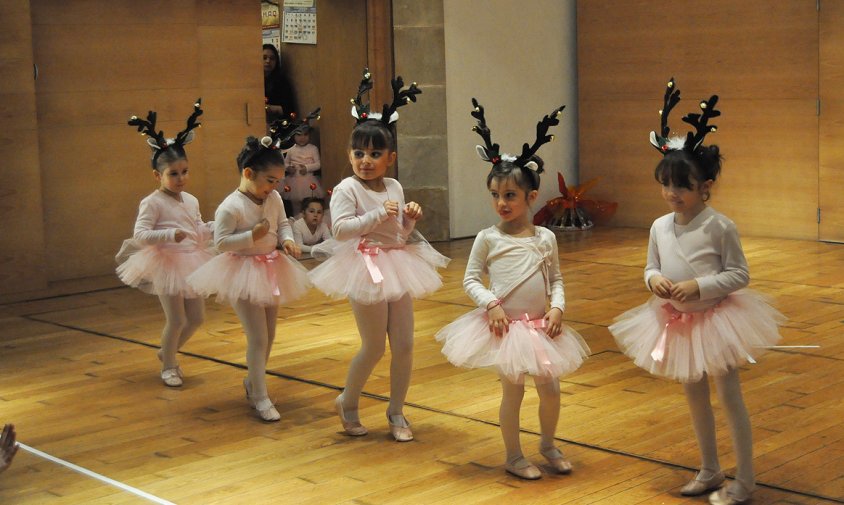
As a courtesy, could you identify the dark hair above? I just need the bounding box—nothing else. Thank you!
[486,154,543,193]
[153,146,187,172]
[263,44,299,117]
[654,145,722,189]
[349,119,396,151]
[236,136,284,173]
[301,197,325,211]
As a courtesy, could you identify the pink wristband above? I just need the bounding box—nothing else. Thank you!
[486,299,503,311]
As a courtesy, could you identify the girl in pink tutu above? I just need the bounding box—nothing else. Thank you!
[609,79,784,505]
[118,100,213,388]
[282,125,325,217]
[187,115,313,421]
[436,99,589,480]
[309,69,449,441]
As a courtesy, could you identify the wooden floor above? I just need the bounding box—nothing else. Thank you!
[1,227,843,504]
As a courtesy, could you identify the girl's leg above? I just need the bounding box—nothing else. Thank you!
[177,297,205,350]
[264,305,279,365]
[339,299,388,421]
[499,375,539,479]
[386,294,414,417]
[681,376,724,495]
[534,377,571,474]
[232,300,271,400]
[713,368,754,500]
[157,294,187,371]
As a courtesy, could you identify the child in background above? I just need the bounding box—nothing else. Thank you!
[292,197,331,254]
[436,99,589,480]
[609,79,784,505]
[283,123,324,217]
[118,100,213,387]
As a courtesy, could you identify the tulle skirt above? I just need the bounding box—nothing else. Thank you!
[435,308,590,384]
[186,250,310,307]
[609,289,785,383]
[309,238,450,304]
[116,244,214,298]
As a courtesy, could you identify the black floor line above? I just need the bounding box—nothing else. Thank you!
[21,314,842,504]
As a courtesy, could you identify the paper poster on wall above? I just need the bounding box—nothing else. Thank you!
[282,0,317,45]
[262,29,281,50]
[261,1,280,29]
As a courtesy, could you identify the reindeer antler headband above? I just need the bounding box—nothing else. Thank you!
[350,67,421,124]
[128,99,203,168]
[471,98,565,172]
[238,107,321,169]
[649,77,720,154]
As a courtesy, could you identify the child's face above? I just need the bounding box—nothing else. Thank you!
[294,131,310,146]
[244,164,285,201]
[349,145,396,182]
[488,177,537,224]
[303,202,324,226]
[154,159,189,193]
[661,178,712,215]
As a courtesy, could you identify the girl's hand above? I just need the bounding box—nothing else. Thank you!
[669,280,700,303]
[281,239,301,259]
[487,303,509,338]
[404,202,423,220]
[648,275,674,299]
[174,230,187,243]
[298,167,307,175]
[383,200,400,217]
[252,219,270,241]
[543,307,563,338]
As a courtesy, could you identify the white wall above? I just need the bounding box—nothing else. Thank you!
[444,0,578,238]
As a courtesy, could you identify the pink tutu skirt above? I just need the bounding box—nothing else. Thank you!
[309,238,450,304]
[435,308,590,384]
[609,289,785,383]
[116,244,214,298]
[186,250,310,307]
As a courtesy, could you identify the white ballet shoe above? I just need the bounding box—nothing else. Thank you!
[681,471,725,496]
[160,367,183,387]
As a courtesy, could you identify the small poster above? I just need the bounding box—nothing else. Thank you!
[282,0,317,45]
[261,1,280,29]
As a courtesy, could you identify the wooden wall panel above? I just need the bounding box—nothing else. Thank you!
[0,0,48,295]
[577,0,818,239]
[280,0,369,190]
[29,0,264,285]
[820,0,844,242]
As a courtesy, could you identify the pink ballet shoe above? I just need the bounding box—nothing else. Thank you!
[243,379,280,422]
[681,471,725,496]
[252,397,281,422]
[160,367,183,387]
[335,395,367,436]
[709,483,751,504]
[540,446,572,475]
[387,413,413,442]
[504,456,541,480]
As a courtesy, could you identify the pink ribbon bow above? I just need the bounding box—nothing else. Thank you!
[652,303,692,362]
[254,250,281,296]
[357,240,384,284]
[519,314,554,376]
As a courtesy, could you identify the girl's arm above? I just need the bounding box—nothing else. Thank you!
[547,236,565,312]
[214,207,254,252]
[331,185,389,240]
[696,221,750,300]
[133,198,175,244]
[303,145,320,172]
[643,225,662,289]
[292,221,312,253]
[463,231,497,309]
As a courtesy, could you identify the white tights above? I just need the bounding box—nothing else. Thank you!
[232,300,279,401]
[339,295,414,420]
[499,375,561,464]
[157,295,204,369]
[684,368,754,496]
